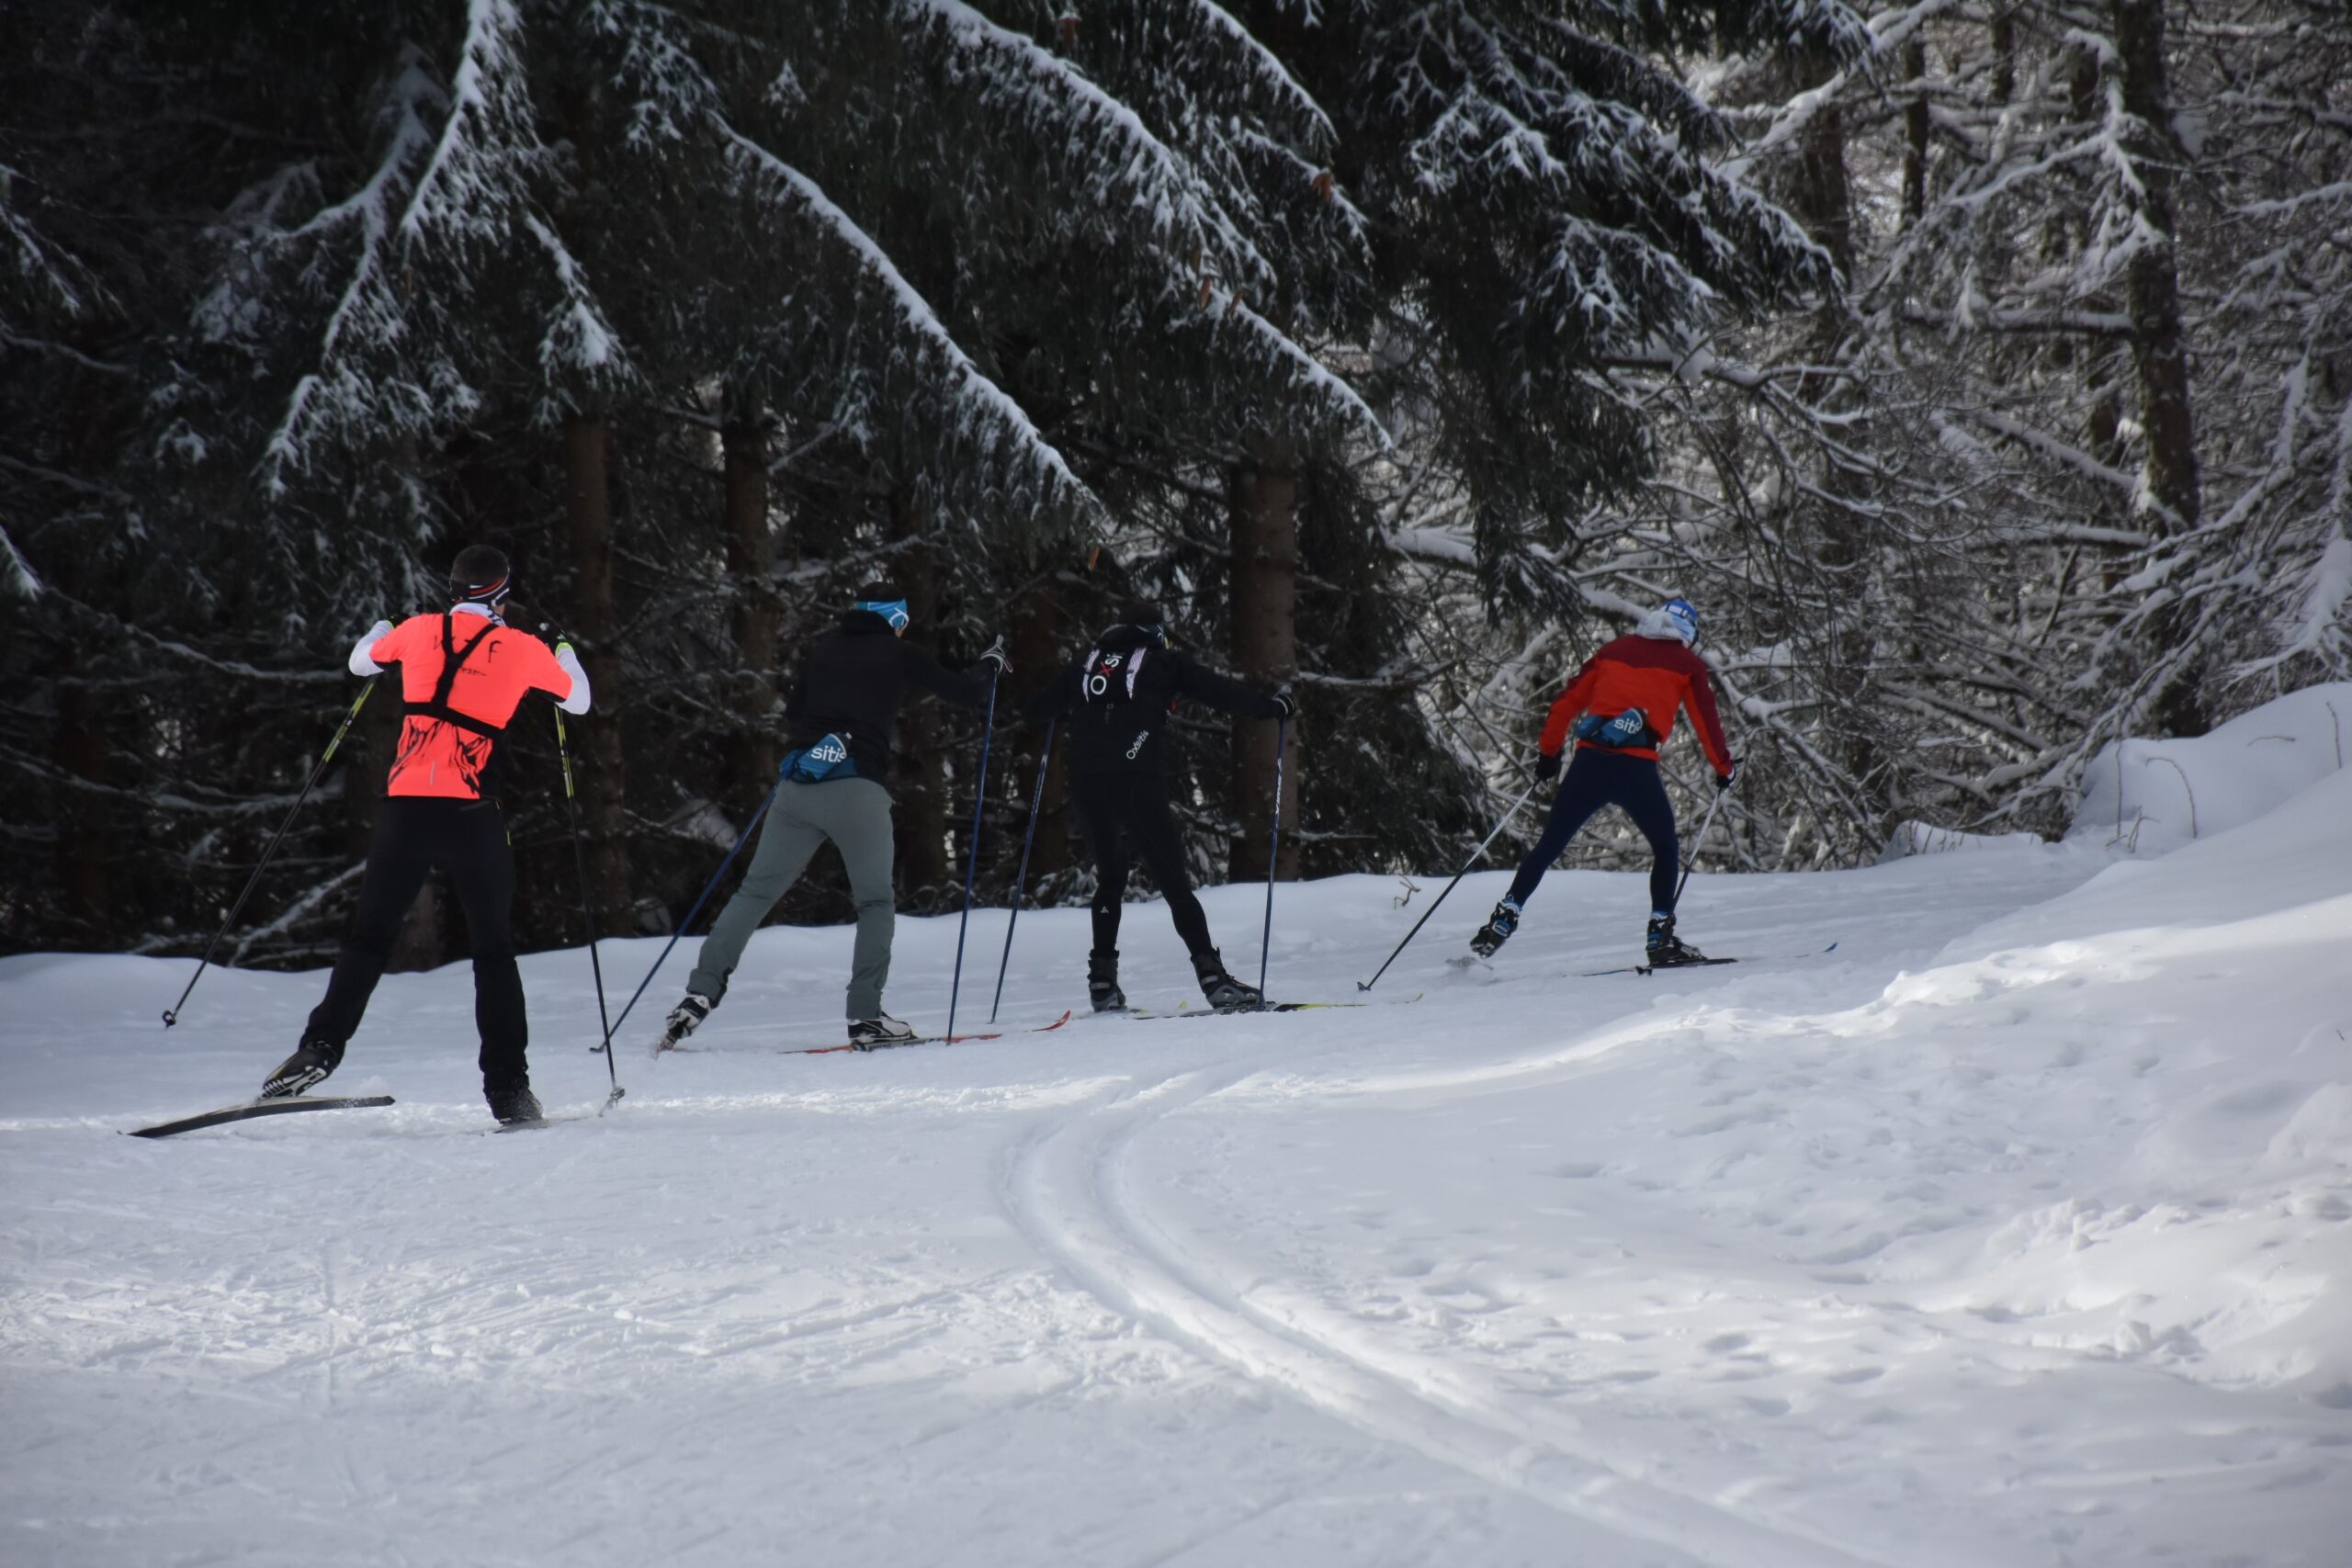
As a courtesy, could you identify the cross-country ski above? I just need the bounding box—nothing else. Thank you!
[125,1094,397,1140]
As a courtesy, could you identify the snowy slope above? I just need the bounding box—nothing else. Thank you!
[4,765,2348,1565]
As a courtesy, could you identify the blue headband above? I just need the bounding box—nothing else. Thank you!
[855,598,910,631]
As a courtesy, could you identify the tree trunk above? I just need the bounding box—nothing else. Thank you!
[1900,39,1929,228]
[52,682,109,937]
[2111,0,2200,535]
[1790,52,1853,281]
[565,412,633,931]
[1227,437,1299,883]
[1991,5,2017,105]
[722,398,780,800]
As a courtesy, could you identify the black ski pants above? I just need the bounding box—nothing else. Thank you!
[1070,770,1215,964]
[301,797,528,1092]
[1506,748,1679,915]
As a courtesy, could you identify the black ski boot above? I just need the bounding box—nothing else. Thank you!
[658,992,713,1052]
[261,1039,344,1100]
[848,1013,918,1049]
[486,1083,543,1125]
[1193,949,1262,1012]
[1087,949,1126,1012]
[1469,897,1522,959]
[1645,914,1710,968]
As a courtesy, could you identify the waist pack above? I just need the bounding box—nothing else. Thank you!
[1573,710,1658,750]
[781,732,858,784]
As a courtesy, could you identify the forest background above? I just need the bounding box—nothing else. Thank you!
[5,1,2346,974]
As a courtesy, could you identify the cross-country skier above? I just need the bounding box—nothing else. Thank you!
[1470,597,1736,966]
[660,582,1009,1050]
[1028,601,1295,1012]
[260,545,591,1124]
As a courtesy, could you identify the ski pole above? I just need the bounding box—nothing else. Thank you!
[1256,714,1286,1010]
[988,716,1055,1025]
[944,663,1004,1044]
[1670,772,1735,913]
[554,695,623,1110]
[596,773,786,1050]
[163,678,379,1027]
[1357,777,1540,993]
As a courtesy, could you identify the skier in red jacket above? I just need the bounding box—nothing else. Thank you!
[258,546,590,1124]
[1470,598,1736,966]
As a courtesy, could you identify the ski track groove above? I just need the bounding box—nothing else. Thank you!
[998,1047,1899,1568]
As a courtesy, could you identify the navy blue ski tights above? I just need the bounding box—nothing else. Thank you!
[1505,748,1679,913]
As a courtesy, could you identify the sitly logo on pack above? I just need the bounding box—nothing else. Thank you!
[1126,730,1149,760]
[809,736,849,764]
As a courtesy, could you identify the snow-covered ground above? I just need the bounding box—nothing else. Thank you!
[6,737,2349,1565]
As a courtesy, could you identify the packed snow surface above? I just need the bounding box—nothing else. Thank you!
[6,765,2349,1564]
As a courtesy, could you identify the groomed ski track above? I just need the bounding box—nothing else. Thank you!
[1000,1055,1891,1568]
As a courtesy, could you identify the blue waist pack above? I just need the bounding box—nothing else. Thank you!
[782,732,858,784]
[1574,710,1657,749]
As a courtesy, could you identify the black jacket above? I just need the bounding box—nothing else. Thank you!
[784,612,994,784]
[1028,625,1282,775]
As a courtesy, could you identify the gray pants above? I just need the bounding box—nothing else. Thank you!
[687,777,896,1021]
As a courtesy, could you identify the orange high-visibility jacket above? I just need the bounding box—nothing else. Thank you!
[367,613,575,799]
[1536,632,1735,776]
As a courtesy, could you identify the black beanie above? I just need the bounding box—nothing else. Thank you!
[450,545,513,604]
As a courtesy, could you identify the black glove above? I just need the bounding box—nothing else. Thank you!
[1270,686,1296,720]
[1534,750,1563,783]
[1718,761,1738,793]
[979,636,1012,676]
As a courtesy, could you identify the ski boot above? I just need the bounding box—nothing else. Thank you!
[1468,896,1522,959]
[1087,949,1126,1013]
[848,1013,918,1050]
[658,992,713,1053]
[1193,949,1262,1012]
[1644,914,1710,968]
[260,1039,344,1100]
[486,1083,543,1125]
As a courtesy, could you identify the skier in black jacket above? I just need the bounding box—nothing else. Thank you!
[1029,602,1294,1012]
[663,581,1008,1049]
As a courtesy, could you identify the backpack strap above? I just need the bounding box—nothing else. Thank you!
[403,615,503,738]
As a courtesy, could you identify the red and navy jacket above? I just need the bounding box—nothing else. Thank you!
[1537,632,1735,776]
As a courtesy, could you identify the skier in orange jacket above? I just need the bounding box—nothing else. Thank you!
[1470,598,1736,966]
[259,545,589,1124]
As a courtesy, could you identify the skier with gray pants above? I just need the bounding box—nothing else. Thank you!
[663,582,1008,1049]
